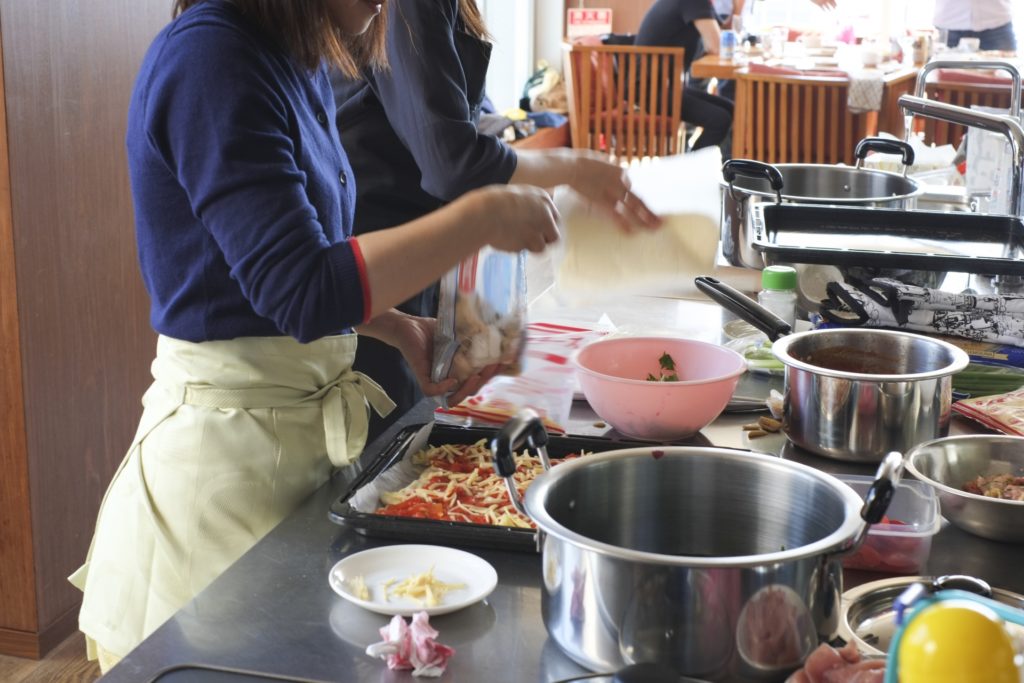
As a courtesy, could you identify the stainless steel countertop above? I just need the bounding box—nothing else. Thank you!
[101,295,1024,683]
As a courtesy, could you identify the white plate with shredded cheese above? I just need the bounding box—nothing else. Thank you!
[328,544,498,616]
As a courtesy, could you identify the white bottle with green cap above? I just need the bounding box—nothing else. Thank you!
[757,265,798,329]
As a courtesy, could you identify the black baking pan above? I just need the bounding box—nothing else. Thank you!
[328,422,710,552]
[751,203,1024,276]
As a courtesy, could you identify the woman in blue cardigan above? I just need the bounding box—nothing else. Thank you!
[71,0,569,671]
[335,0,661,439]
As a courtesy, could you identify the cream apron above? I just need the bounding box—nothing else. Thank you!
[69,333,393,660]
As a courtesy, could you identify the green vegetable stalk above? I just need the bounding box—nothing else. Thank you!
[952,363,1024,398]
[646,352,680,382]
[743,342,784,372]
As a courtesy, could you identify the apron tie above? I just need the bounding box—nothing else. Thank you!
[182,369,395,467]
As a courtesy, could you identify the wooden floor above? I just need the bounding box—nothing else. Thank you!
[0,632,101,683]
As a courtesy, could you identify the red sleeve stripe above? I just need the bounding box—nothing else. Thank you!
[349,237,372,323]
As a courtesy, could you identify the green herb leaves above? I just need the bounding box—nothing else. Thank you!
[647,352,680,382]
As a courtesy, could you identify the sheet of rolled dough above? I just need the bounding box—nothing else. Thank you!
[554,148,723,297]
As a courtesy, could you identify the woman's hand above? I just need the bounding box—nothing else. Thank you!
[357,310,499,406]
[810,0,837,8]
[510,148,662,233]
[567,150,662,232]
[464,184,562,254]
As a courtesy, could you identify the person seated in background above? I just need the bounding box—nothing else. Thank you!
[934,0,1016,52]
[635,0,734,152]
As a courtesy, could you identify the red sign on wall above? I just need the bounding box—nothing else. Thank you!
[566,8,613,39]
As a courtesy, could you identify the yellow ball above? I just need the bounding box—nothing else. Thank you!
[898,600,1020,683]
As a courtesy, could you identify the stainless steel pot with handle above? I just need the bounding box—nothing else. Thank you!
[493,411,902,683]
[721,138,923,268]
[695,276,969,462]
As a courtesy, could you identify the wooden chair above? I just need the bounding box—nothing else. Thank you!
[915,79,1014,148]
[732,69,879,165]
[562,42,686,164]
[878,71,917,138]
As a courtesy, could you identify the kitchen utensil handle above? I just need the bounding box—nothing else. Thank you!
[336,423,428,503]
[492,409,550,520]
[931,575,993,598]
[722,159,785,204]
[860,451,903,523]
[835,452,904,558]
[854,137,915,174]
[694,276,792,341]
[492,409,550,476]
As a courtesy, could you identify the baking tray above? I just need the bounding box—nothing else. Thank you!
[751,203,1024,276]
[328,422,705,552]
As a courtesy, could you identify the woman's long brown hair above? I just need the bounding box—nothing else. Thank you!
[171,0,387,76]
[458,0,490,41]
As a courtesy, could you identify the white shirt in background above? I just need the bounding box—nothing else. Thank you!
[933,0,1013,32]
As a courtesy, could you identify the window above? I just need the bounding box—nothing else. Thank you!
[478,0,535,113]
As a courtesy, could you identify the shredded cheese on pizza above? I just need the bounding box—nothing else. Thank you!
[375,439,584,528]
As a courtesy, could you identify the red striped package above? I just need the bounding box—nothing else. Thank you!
[435,321,611,433]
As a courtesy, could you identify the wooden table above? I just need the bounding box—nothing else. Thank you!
[690,54,746,81]
[690,54,921,159]
[878,66,921,137]
[691,53,918,84]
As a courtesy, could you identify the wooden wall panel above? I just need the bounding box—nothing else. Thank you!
[0,0,166,645]
[564,0,655,35]
[0,29,35,638]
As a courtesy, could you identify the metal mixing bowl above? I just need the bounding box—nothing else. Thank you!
[905,435,1024,543]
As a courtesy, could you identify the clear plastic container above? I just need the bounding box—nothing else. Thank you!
[838,474,941,574]
[757,265,798,329]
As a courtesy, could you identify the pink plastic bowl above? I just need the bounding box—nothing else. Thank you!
[573,336,746,441]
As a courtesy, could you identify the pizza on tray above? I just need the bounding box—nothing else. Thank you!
[375,439,585,528]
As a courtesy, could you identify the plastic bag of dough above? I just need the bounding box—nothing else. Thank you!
[431,248,527,384]
[552,147,722,300]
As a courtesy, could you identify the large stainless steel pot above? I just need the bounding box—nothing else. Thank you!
[493,412,902,683]
[695,276,969,462]
[721,138,923,269]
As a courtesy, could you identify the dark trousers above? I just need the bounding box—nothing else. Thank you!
[353,286,436,443]
[717,79,735,103]
[944,22,1017,51]
[683,86,733,151]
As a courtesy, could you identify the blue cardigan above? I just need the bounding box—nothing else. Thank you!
[127,0,368,343]
[334,0,517,234]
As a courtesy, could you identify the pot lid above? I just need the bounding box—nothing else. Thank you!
[838,576,1024,656]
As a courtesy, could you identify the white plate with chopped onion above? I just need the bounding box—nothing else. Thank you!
[329,544,498,616]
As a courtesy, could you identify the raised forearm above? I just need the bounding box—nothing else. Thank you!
[355,185,560,320]
[507,148,577,189]
[695,18,722,54]
[355,199,487,319]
